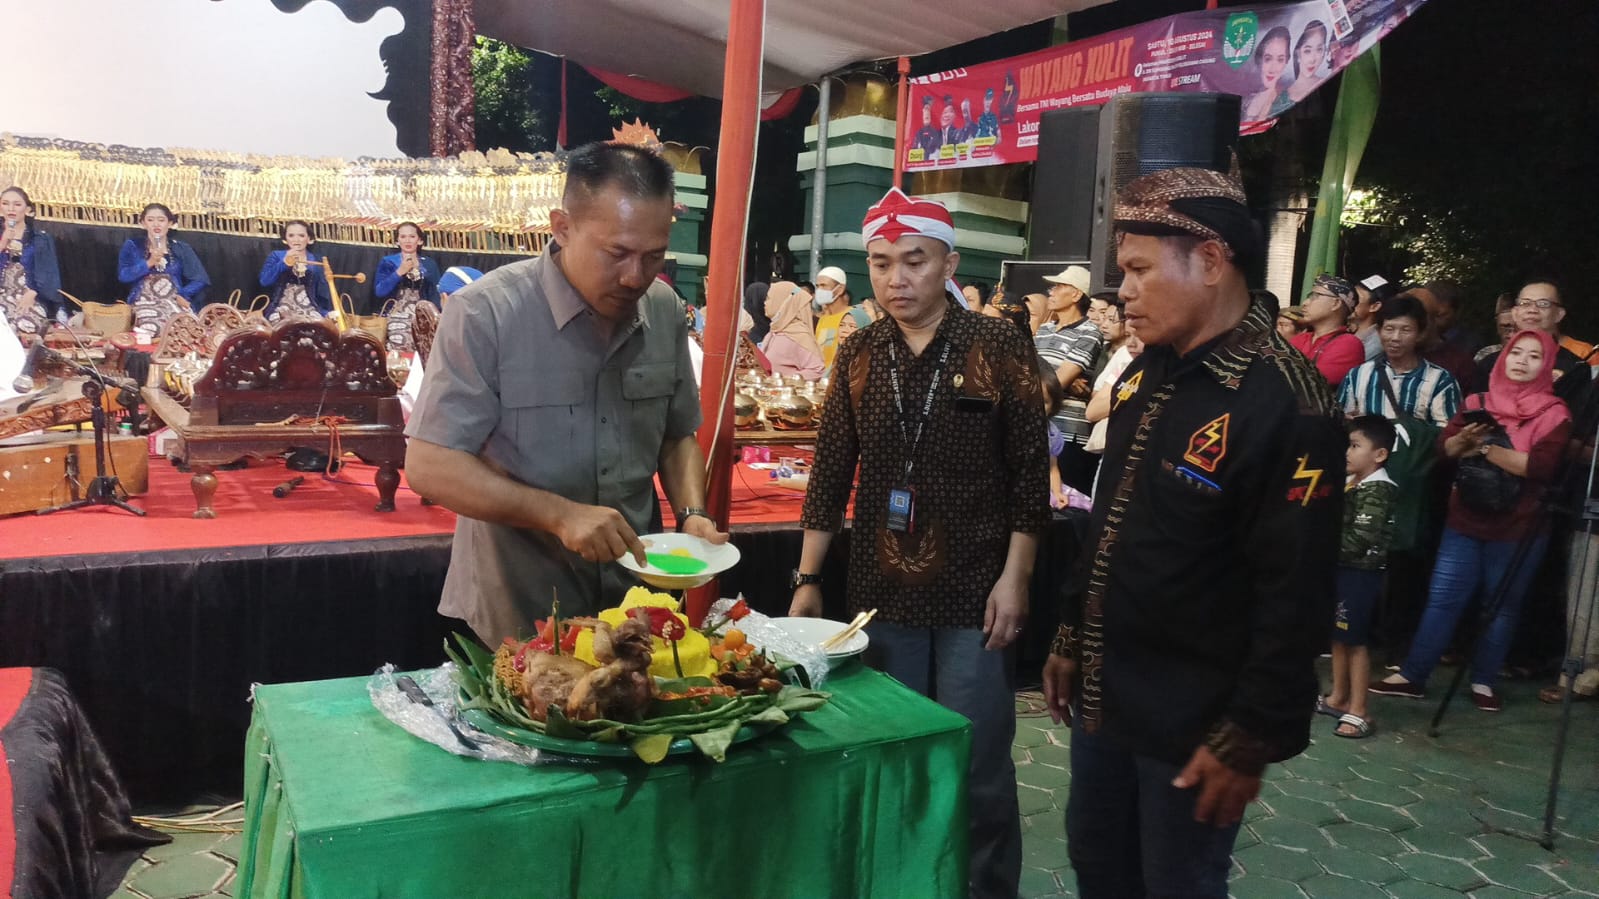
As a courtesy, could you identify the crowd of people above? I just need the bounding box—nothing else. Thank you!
[779,183,1595,894]
[8,138,1595,898]
[0,185,480,351]
[1272,271,1598,720]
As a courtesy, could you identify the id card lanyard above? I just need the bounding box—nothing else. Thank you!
[886,337,952,489]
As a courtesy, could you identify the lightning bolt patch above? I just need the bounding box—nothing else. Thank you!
[1182,413,1230,472]
[1289,454,1324,507]
[1113,370,1143,409]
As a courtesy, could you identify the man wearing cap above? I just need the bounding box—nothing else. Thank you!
[1035,264,1102,493]
[405,142,727,643]
[792,187,1049,899]
[1352,274,1395,361]
[1039,166,1344,897]
[976,88,1000,140]
[1291,273,1367,386]
[913,96,942,159]
[811,265,853,368]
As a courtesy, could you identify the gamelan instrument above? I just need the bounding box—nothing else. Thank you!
[141,319,406,518]
[294,258,367,332]
[731,370,827,444]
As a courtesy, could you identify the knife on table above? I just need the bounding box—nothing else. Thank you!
[395,675,482,751]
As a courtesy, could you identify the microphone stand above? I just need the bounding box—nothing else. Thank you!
[35,337,145,517]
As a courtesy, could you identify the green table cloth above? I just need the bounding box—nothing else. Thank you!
[236,666,971,899]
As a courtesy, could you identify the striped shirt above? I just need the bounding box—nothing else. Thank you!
[1338,358,1461,427]
[1035,317,1102,443]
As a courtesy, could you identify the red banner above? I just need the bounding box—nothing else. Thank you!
[903,0,1425,171]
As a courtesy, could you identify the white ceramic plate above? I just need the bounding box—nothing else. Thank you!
[769,616,870,660]
[618,533,741,590]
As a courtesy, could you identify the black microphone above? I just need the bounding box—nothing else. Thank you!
[11,341,52,393]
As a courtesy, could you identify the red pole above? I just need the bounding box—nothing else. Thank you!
[689,0,764,622]
[893,56,911,189]
[557,59,569,149]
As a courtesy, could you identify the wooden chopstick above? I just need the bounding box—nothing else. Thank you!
[821,608,877,651]
[819,611,866,650]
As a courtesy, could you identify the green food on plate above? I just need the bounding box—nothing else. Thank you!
[645,551,709,575]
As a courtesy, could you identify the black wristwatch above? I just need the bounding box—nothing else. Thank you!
[676,506,712,532]
[791,569,824,590]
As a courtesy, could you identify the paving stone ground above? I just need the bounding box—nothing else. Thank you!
[122,671,1598,898]
[1014,674,1599,898]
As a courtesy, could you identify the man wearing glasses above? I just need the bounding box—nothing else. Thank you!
[1477,279,1593,407]
[1290,274,1366,386]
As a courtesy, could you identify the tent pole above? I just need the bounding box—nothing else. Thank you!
[893,56,910,189]
[807,77,831,280]
[689,0,765,622]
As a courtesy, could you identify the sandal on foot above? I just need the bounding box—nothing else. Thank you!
[1316,695,1347,718]
[1334,713,1375,739]
[1538,684,1595,704]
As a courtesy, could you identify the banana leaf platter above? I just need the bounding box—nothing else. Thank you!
[445,634,830,764]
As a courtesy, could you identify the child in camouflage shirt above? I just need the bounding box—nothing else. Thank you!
[1321,415,1398,738]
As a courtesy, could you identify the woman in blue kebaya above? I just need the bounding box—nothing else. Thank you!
[373,221,439,350]
[259,220,332,322]
[118,203,210,339]
[0,186,62,338]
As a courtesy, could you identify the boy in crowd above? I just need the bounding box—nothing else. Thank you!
[1321,415,1398,739]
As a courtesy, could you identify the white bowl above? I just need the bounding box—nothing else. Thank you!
[618,532,741,590]
[769,616,870,662]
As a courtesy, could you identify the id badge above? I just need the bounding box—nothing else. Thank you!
[886,487,915,533]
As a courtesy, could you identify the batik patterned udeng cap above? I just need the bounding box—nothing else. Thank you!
[1313,273,1358,310]
[1113,166,1250,256]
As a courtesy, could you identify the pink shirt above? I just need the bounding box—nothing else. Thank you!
[762,334,825,380]
[1292,330,1366,386]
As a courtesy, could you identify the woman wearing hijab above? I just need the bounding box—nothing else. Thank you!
[1372,330,1571,711]
[734,308,773,375]
[742,281,771,345]
[760,281,825,380]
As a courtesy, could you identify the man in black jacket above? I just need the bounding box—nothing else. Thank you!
[1040,165,1345,898]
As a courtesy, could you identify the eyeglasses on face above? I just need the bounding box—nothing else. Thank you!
[1306,290,1342,303]
[1515,297,1560,310]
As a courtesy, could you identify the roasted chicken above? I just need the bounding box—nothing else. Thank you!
[512,608,656,723]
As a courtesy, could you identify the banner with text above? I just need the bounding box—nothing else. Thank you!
[902,0,1424,171]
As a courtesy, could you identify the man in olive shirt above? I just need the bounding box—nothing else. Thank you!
[1041,166,1344,898]
[406,143,727,643]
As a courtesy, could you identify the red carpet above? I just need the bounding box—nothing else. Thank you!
[2,459,456,560]
[1,453,818,561]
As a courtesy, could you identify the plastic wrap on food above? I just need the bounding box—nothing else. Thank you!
[701,597,831,688]
[368,663,559,766]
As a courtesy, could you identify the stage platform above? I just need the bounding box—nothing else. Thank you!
[0,450,1082,802]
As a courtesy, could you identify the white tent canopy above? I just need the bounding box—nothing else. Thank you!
[474,0,1111,97]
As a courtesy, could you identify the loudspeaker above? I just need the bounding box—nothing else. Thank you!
[1028,107,1102,262]
[1088,93,1241,293]
[1000,259,1091,303]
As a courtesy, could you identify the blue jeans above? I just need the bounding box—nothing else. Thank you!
[866,622,1020,899]
[1400,526,1550,687]
[1066,715,1241,899]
